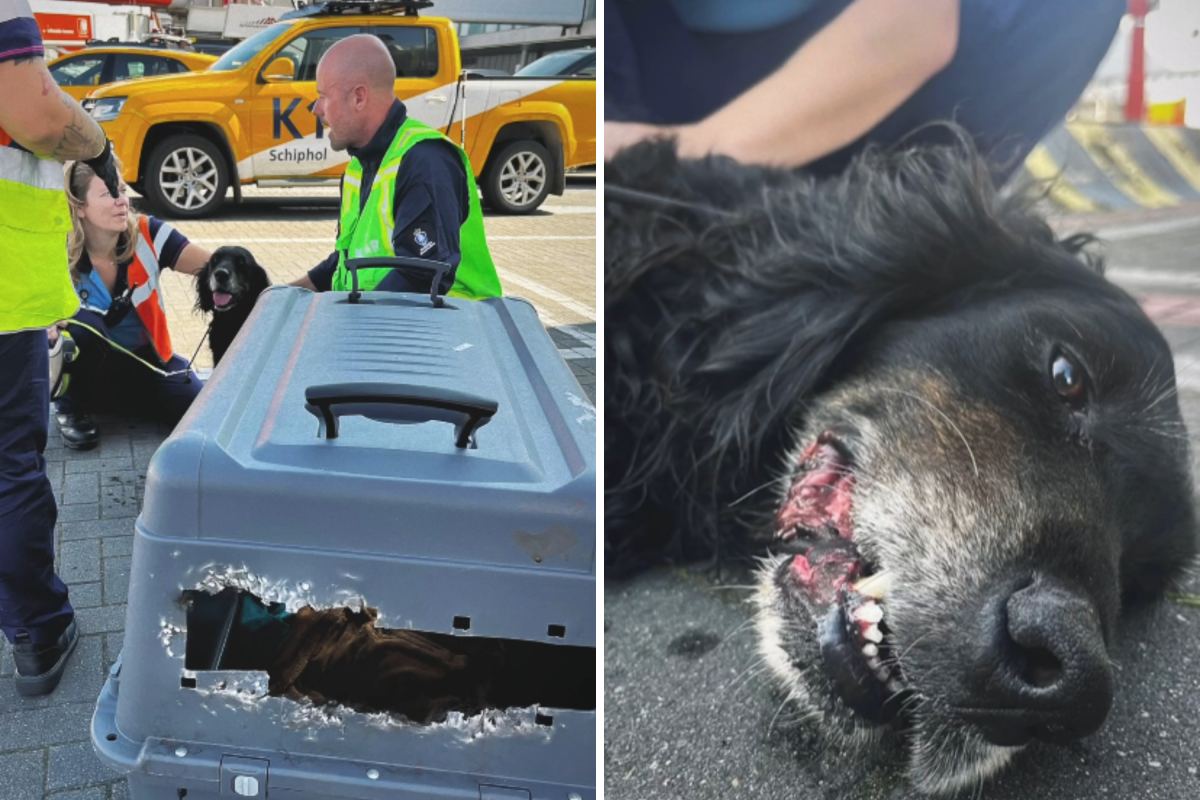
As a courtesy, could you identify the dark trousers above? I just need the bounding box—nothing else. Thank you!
[56,310,203,426]
[0,330,73,645]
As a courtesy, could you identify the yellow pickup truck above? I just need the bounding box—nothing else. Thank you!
[84,0,596,218]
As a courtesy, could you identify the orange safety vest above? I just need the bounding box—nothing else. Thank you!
[127,215,174,364]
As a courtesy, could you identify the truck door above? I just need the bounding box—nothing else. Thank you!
[249,25,362,180]
[368,24,453,130]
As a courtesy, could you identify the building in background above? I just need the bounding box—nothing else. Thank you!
[456,0,594,74]
[174,0,594,72]
[1073,0,1200,127]
[30,0,168,59]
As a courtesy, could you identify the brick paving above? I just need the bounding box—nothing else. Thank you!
[159,181,596,396]
[0,181,595,798]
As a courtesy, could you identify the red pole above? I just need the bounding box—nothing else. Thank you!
[1125,0,1148,122]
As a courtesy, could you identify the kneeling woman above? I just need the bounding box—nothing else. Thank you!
[55,161,212,450]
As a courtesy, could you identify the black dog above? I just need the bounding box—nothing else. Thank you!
[195,245,271,366]
[606,141,1197,793]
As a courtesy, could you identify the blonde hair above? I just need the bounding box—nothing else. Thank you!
[63,158,139,276]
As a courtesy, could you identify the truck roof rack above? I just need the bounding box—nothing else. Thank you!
[280,0,432,20]
[84,35,194,51]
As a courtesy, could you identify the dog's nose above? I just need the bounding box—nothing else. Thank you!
[965,576,1113,747]
[213,267,231,282]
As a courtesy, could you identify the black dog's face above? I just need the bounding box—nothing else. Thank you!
[604,140,1199,795]
[755,288,1194,792]
[197,246,269,313]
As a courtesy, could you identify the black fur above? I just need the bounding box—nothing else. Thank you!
[606,138,1200,791]
[195,246,271,366]
[605,140,1196,593]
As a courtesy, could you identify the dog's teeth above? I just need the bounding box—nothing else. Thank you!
[874,666,890,682]
[853,571,893,599]
[853,602,883,624]
[865,655,881,671]
[887,679,905,694]
[862,642,878,658]
[864,624,883,643]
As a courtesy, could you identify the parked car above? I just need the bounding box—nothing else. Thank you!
[83,0,596,218]
[50,44,216,101]
[516,48,595,78]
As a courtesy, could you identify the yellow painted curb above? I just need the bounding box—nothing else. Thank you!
[1067,123,1179,208]
[1023,146,1098,212]
[1142,126,1200,195]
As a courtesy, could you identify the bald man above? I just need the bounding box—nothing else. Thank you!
[291,34,502,300]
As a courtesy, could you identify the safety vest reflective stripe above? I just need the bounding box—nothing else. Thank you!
[127,216,173,363]
[331,117,502,300]
[0,130,78,332]
[0,146,67,190]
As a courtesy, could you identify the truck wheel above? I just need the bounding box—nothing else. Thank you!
[482,140,552,214]
[144,134,228,219]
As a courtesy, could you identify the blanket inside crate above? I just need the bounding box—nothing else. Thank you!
[190,591,594,723]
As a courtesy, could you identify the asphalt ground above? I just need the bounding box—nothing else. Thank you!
[604,206,1200,800]
[0,179,596,799]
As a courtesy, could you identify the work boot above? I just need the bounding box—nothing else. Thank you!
[13,619,79,697]
[55,410,99,451]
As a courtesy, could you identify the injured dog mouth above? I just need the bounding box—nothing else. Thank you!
[605,140,1198,794]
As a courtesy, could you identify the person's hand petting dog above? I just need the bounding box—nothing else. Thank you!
[605,121,677,162]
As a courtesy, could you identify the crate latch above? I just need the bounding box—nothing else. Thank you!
[220,756,269,797]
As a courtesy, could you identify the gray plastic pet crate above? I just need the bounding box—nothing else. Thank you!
[90,282,597,800]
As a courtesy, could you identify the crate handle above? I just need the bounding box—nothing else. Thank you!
[304,382,498,448]
[344,256,451,308]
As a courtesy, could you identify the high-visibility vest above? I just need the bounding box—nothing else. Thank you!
[125,215,175,364]
[0,130,78,333]
[331,117,502,300]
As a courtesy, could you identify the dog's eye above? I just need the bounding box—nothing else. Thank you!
[1051,352,1087,408]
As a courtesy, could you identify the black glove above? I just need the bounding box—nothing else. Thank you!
[84,140,121,199]
[104,282,137,327]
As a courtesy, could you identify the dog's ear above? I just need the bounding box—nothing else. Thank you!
[194,264,214,313]
[240,250,271,292]
[254,262,271,292]
[607,138,1134,545]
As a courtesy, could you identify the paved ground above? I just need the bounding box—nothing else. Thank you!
[606,205,1200,800]
[0,179,595,799]
[161,178,597,396]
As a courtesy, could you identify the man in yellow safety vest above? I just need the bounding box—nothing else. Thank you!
[0,0,123,697]
[290,34,502,301]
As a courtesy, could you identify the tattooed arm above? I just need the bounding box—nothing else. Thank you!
[0,56,105,161]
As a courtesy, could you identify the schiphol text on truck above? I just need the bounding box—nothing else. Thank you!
[83,0,597,218]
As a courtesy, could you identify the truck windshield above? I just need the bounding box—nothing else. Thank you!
[209,24,291,72]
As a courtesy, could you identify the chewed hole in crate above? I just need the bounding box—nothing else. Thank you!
[180,588,595,725]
